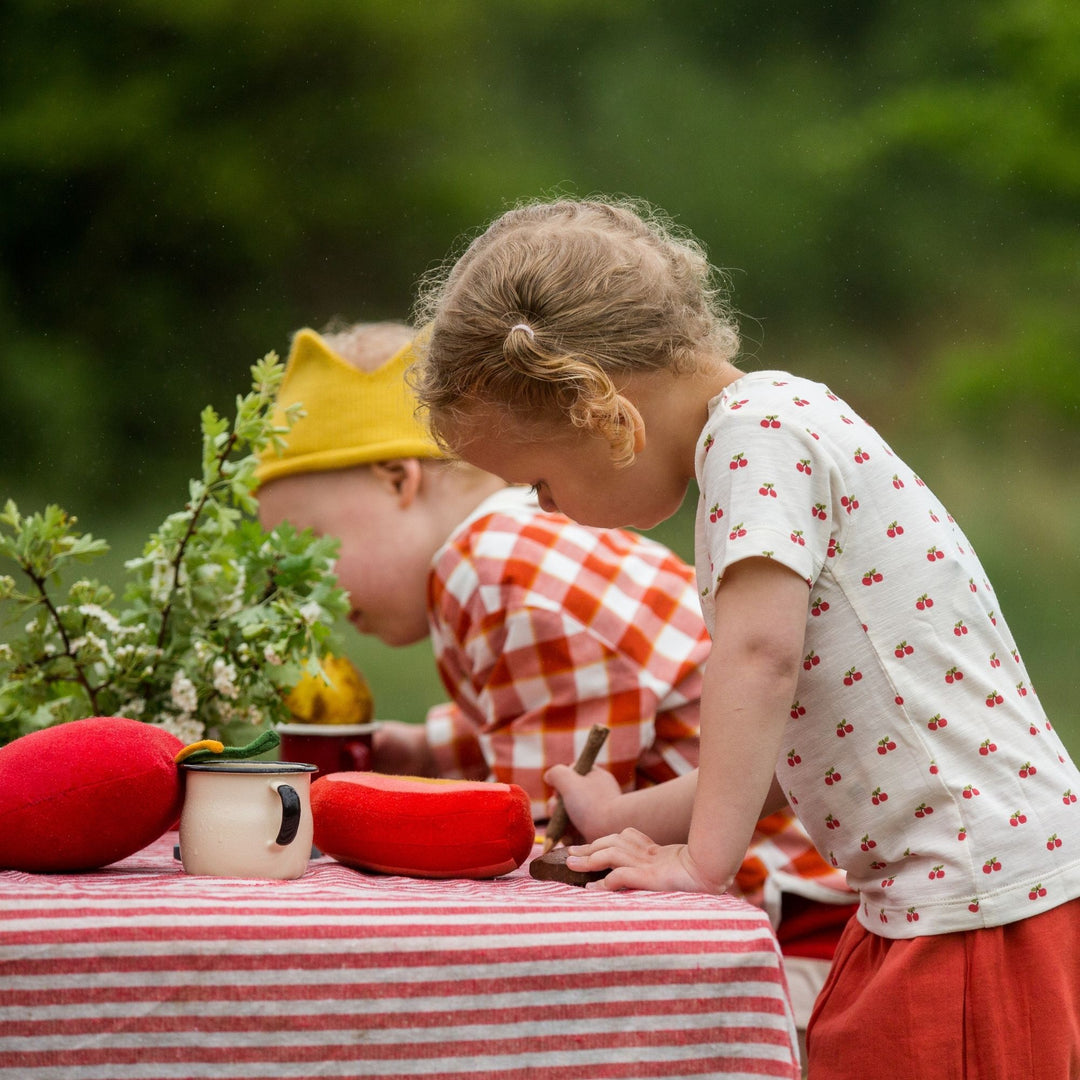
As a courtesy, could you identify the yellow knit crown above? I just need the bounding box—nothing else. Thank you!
[255,328,445,485]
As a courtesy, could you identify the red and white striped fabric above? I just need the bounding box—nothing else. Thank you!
[1,836,800,1079]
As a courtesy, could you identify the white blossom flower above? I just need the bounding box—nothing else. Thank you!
[147,555,182,605]
[78,603,123,634]
[197,562,222,582]
[211,657,239,700]
[298,601,322,625]
[155,716,205,745]
[220,565,247,617]
[170,670,199,715]
[1,355,349,744]
[83,631,113,667]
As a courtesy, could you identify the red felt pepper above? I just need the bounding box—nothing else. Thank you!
[0,717,184,872]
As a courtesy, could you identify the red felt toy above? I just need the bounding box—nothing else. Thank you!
[311,771,535,879]
[0,716,184,872]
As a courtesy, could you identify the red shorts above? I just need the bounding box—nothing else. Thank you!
[807,896,1080,1079]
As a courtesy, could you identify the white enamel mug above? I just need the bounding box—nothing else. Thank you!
[179,761,317,879]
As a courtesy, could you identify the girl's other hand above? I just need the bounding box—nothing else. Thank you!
[565,828,724,894]
[544,763,624,841]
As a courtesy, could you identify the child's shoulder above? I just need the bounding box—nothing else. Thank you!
[707,369,866,437]
[450,485,555,537]
[444,486,591,560]
[443,487,693,581]
[716,370,832,411]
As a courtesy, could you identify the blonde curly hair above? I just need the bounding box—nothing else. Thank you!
[412,197,740,465]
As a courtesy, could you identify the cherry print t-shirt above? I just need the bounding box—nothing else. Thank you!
[694,370,1080,938]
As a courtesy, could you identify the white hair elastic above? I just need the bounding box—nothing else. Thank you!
[509,323,536,339]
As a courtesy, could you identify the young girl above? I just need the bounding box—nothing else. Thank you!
[411,198,1080,1078]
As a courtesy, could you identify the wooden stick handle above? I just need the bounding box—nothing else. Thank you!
[541,724,610,854]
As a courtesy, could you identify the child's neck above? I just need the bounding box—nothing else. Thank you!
[632,358,745,481]
[430,468,508,539]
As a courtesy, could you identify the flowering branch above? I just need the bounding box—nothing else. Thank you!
[0,353,347,746]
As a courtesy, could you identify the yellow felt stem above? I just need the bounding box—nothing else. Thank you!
[174,740,225,764]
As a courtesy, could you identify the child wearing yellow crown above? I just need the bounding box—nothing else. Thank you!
[256,321,710,804]
[255,320,857,1038]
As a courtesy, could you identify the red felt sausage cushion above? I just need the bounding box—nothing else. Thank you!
[0,716,184,872]
[311,771,534,879]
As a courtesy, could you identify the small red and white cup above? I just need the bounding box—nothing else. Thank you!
[275,722,379,779]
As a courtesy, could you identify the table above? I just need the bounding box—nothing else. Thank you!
[1,835,801,1080]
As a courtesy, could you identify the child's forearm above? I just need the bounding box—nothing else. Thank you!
[548,766,785,848]
[602,771,788,844]
[597,771,698,844]
[685,707,792,892]
[543,764,694,844]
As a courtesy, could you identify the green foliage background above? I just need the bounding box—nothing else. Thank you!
[2,0,1077,747]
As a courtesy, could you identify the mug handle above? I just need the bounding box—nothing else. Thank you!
[273,783,302,846]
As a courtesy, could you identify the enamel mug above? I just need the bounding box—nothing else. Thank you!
[179,761,317,879]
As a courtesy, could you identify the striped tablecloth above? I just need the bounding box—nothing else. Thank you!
[1,835,800,1080]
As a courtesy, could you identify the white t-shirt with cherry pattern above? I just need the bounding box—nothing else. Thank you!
[694,370,1080,938]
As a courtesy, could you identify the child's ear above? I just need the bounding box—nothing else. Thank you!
[370,459,424,508]
[615,395,647,454]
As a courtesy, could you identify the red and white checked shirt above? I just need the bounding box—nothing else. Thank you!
[425,487,706,818]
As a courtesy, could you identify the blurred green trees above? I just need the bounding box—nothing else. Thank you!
[1,0,1077,737]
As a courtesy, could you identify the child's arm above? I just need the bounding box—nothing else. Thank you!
[545,766,698,845]
[371,720,441,777]
[566,557,808,893]
[545,764,789,846]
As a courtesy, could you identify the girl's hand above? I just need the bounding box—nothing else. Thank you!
[564,828,724,894]
[544,763,624,841]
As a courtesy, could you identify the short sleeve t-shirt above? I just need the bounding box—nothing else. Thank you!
[694,370,1080,937]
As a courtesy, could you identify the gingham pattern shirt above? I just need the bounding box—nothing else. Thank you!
[425,487,707,818]
[695,370,1080,938]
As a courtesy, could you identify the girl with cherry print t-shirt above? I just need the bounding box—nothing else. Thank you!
[412,197,1080,1078]
[695,370,1080,937]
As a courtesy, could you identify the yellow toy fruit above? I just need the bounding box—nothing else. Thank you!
[284,654,374,725]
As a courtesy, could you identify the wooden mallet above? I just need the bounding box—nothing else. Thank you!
[541,724,610,854]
